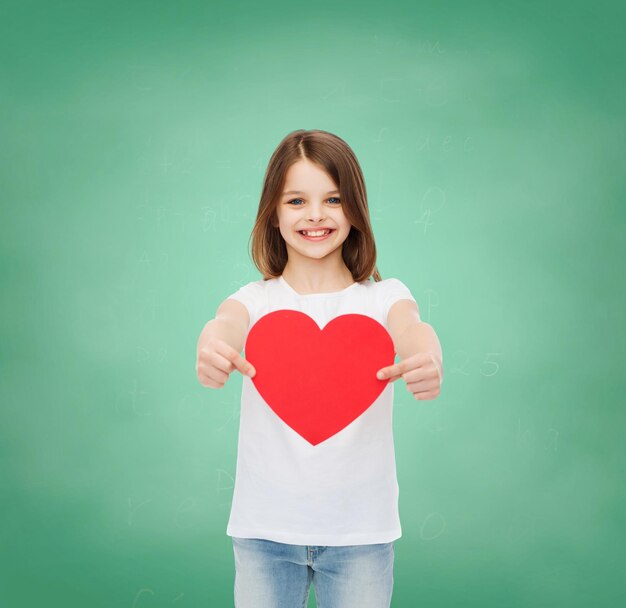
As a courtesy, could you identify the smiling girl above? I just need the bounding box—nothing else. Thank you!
[196,129,443,607]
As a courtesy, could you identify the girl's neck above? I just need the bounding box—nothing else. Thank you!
[281,263,355,295]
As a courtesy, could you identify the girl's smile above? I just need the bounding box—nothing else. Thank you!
[298,228,336,241]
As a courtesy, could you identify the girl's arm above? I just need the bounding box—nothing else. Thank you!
[196,299,250,359]
[386,299,443,377]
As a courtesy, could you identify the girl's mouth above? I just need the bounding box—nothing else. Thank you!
[298,229,335,241]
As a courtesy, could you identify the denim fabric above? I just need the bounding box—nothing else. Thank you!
[231,536,395,607]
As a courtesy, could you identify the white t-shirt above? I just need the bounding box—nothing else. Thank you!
[224,274,417,546]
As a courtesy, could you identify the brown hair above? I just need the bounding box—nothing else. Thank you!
[248,129,382,283]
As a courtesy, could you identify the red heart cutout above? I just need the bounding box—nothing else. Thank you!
[244,310,395,446]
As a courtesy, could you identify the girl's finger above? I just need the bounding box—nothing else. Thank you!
[413,389,440,400]
[228,350,256,377]
[428,354,443,385]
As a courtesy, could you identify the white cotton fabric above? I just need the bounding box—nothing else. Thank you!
[223,275,417,546]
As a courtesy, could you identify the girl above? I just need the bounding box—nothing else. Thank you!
[196,129,443,607]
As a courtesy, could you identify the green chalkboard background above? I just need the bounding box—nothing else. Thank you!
[1,1,624,606]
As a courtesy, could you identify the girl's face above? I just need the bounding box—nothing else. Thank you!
[274,159,352,263]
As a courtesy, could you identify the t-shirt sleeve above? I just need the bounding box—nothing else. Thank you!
[380,278,419,325]
[224,280,265,334]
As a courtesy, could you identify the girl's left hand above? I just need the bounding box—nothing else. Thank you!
[376,353,443,401]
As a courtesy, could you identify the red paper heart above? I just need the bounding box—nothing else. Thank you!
[244,310,395,446]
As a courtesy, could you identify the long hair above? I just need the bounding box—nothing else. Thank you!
[248,129,382,282]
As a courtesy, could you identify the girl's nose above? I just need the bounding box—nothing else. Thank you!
[306,202,326,221]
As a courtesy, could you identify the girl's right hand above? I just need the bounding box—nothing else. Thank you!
[196,336,256,389]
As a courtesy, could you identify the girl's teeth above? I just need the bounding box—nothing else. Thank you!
[302,230,330,236]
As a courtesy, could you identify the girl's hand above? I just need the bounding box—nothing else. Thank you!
[196,336,256,389]
[376,352,443,401]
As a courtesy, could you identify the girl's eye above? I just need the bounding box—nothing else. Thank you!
[287,197,341,206]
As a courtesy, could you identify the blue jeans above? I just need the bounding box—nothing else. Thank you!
[231,536,395,607]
